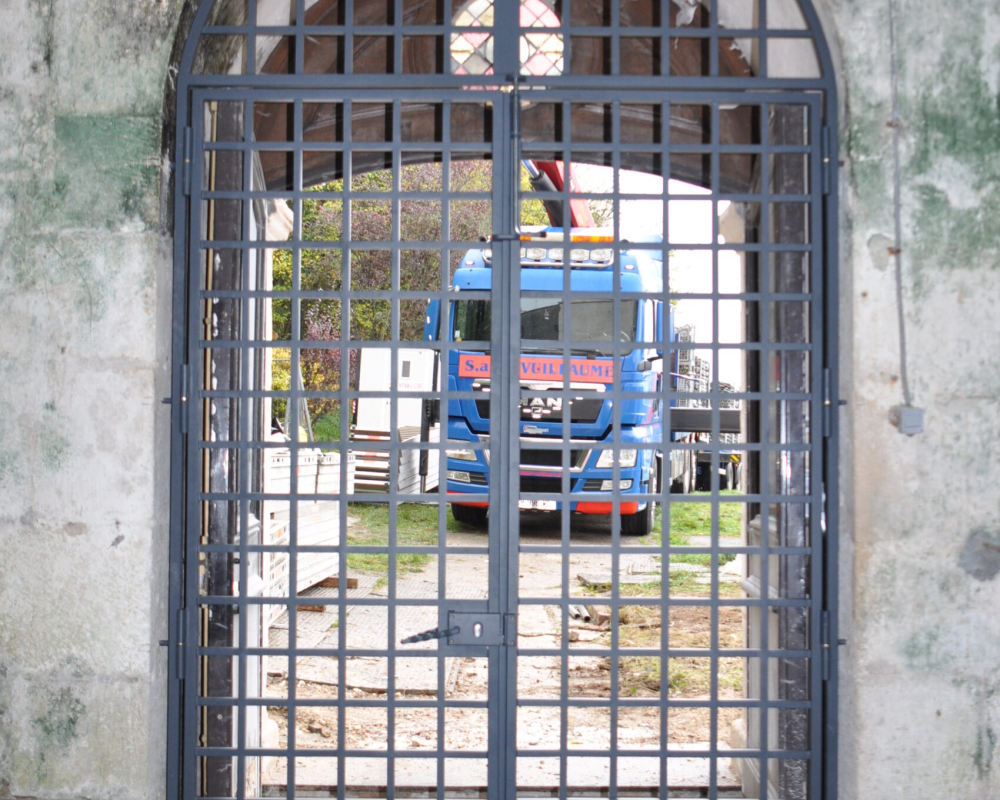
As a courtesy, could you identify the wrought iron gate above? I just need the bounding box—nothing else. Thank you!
[169,2,839,799]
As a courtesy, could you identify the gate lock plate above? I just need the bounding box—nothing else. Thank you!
[447,612,506,646]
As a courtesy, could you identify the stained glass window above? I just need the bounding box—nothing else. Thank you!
[451,0,495,75]
[449,0,566,77]
[519,0,564,76]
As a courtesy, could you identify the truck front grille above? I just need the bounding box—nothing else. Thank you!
[519,475,566,495]
[519,448,588,468]
[475,397,603,424]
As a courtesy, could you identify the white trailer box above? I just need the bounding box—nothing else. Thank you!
[356,348,437,431]
[353,348,440,493]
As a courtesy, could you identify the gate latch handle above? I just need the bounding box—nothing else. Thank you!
[401,625,460,644]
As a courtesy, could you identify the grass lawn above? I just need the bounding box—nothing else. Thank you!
[647,490,743,566]
[346,501,460,577]
[665,491,743,539]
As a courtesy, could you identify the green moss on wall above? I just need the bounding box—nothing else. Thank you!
[0,399,23,488]
[908,48,1000,179]
[30,687,86,782]
[910,184,1000,292]
[846,93,893,225]
[32,688,85,750]
[901,628,952,671]
[53,115,161,230]
[901,18,1000,290]
[974,726,997,780]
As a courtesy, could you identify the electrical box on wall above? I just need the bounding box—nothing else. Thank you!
[891,405,925,435]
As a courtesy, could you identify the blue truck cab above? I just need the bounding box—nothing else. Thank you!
[425,227,669,536]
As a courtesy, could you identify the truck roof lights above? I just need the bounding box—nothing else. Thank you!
[480,229,626,267]
[483,244,614,268]
[515,226,615,243]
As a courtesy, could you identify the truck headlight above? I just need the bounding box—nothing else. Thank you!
[595,448,638,468]
[448,470,472,482]
[600,479,633,491]
[446,442,479,462]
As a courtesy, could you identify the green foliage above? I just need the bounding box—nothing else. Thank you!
[268,159,598,420]
[519,164,552,228]
[271,348,291,420]
[269,161,501,416]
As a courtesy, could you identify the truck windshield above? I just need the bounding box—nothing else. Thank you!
[452,298,638,356]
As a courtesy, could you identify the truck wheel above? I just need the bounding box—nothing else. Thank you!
[622,459,657,537]
[451,503,488,528]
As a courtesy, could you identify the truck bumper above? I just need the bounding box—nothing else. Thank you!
[447,491,490,508]
[446,478,648,515]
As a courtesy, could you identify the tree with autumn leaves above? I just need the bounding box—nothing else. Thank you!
[271,158,547,424]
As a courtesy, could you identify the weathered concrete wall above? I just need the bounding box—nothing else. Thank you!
[0,0,998,798]
[828,0,1000,797]
[0,0,182,797]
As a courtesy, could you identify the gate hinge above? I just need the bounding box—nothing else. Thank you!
[821,126,832,196]
[175,607,188,681]
[179,363,190,435]
[821,609,831,681]
[182,126,193,197]
[822,367,832,438]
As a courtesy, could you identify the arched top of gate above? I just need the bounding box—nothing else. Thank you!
[179,0,835,90]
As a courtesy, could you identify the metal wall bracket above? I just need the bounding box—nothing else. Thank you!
[182,127,193,197]
[179,364,190,435]
[175,607,188,681]
[821,609,831,681]
[822,367,832,438]
[821,126,832,196]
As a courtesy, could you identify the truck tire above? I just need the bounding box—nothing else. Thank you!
[622,459,657,537]
[451,503,488,528]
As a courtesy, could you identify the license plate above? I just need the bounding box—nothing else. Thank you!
[518,499,556,511]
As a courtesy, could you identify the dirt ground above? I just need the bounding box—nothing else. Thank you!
[264,516,747,782]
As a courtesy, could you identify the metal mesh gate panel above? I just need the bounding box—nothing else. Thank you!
[169,2,839,799]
